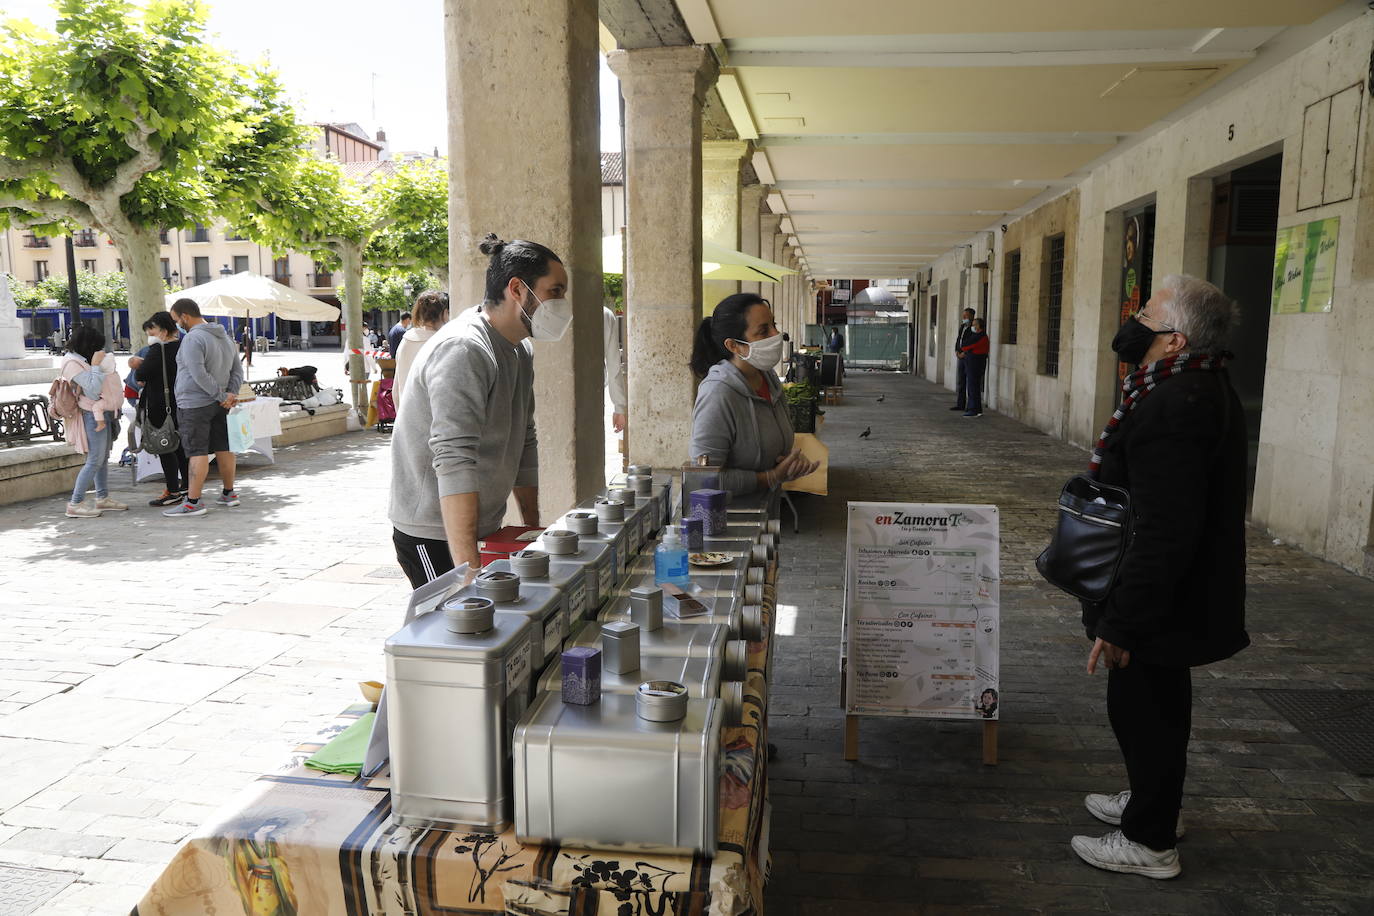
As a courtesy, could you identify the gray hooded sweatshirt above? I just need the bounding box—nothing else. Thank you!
[689,360,795,496]
[174,322,244,409]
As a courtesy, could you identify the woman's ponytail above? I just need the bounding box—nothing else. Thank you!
[690,317,729,379]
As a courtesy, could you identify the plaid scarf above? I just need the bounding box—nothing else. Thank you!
[1088,351,1230,475]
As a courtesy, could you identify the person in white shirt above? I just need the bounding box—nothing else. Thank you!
[603,306,627,432]
[392,291,450,406]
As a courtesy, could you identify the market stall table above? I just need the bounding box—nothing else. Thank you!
[134,575,780,916]
[123,396,284,484]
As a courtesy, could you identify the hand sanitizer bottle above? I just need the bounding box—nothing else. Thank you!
[654,525,691,589]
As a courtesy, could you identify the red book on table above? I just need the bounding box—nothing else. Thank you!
[478,525,545,567]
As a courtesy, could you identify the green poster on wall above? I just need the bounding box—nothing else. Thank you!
[1272,217,1339,314]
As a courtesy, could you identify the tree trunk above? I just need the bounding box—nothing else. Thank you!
[340,244,367,416]
[111,226,164,344]
[430,266,450,290]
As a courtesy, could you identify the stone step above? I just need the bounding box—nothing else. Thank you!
[0,356,56,370]
[0,366,60,386]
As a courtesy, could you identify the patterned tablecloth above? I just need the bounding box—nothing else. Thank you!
[134,575,777,916]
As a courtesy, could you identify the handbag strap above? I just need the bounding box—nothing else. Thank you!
[158,341,172,406]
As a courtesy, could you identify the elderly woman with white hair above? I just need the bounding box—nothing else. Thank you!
[1071,274,1249,881]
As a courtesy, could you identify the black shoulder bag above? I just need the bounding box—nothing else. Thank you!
[138,343,181,456]
[1035,476,1133,602]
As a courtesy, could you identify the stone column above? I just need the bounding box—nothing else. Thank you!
[739,184,767,297]
[702,140,753,311]
[759,212,783,307]
[771,232,789,338]
[608,46,719,469]
[446,0,604,519]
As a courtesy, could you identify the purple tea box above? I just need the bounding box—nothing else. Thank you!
[561,647,601,706]
[689,488,729,536]
[681,517,705,552]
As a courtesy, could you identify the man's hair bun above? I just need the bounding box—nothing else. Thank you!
[479,233,506,257]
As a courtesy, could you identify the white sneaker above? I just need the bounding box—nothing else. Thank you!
[1085,790,1185,838]
[1071,830,1181,879]
[94,496,129,512]
[65,501,100,518]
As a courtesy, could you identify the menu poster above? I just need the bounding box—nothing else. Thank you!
[844,502,999,721]
[1272,217,1339,314]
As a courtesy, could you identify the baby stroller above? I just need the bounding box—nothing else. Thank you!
[375,378,397,432]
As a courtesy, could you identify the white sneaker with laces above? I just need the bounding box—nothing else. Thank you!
[94,496,129,512]
[65,501,100,518]
[1085,789,1185,838]
[1071,829,1181,879]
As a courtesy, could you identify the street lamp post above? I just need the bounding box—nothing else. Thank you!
[63,235,79,330]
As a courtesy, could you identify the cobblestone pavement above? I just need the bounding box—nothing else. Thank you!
[766,372,1374,915]
[2,370,1372,913]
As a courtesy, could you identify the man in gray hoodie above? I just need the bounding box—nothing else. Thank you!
[388,235,572,588]
[164,298,244,517]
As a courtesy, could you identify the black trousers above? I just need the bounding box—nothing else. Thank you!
[953,355,968,407]
[157,447,190,493]
[392,528,455,590]
[965,354,988,413]
[1107,660,1192,851]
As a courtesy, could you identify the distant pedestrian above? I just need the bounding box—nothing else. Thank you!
[603,306,627,433]
[59,326,128,518]
[134,311,191,507]
[388,312,412,357]
[1071,275,1249,880]
[950,307,976,411]
[960,318,989,418]
[163,298,244,518]
[239,322,255,369]
[393,293,448,407]
[827,326,845,353]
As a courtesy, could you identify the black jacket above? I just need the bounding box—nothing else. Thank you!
[1082,369,1250,667]
[135,340,180,425]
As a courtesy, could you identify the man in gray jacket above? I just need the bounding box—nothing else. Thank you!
[388,235,572,588]
[164,298,244,518]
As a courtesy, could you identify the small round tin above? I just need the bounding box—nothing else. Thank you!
[441,595,496,634]
[475,570,520,603]
[719,681,744,726]
[540,529,578,556]
[565,511,599,535]
[636,680,689,722]
[627,464,653,477]
[742,605,765,643]
[595,498,625,522]
[614,487,638,506]
[627,474,652,496]
[723,640,748,682]
[509,549,550,578]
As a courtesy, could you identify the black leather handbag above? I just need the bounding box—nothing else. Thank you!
[137,343,180,456]
[1036,475,1133,602]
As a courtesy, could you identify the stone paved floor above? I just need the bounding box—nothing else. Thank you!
[765,372,1374,915]
[1,371,1372,913]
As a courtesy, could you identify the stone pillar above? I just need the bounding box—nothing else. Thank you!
[771,232,789,338]
[739,184,767,297]
[608,46,719,469]
[446,0,604,519]
[702,140,753,311]
[759,212,783,307]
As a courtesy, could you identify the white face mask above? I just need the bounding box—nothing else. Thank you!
[521,283,573,342]
[734,332,784,371]
[148,334,160,345]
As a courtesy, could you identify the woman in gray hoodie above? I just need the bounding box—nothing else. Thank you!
[689,294,819,495]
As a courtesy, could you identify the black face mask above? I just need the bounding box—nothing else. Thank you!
[1111,317,1171,366]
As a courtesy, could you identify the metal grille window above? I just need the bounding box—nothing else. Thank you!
[1041,235,1065,377]
[1004,250,1021,345]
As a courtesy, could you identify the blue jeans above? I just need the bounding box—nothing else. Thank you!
[70,410,112,504]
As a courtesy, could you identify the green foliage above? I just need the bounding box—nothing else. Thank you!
[9,268,127,311]
[0,0,308,235]
[339,270,436,312]
[784,380,818,404]
[603,273,624,315]
[365,159,449,273]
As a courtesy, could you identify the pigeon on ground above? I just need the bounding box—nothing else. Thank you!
[859,427,871,438]
[876,395,885,403]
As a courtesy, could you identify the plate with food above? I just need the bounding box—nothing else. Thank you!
[689,552,733,568]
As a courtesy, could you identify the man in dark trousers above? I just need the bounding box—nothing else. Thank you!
[950,307,975,411]
[1071,274,1248,880]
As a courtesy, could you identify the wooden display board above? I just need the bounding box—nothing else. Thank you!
[840,502,1000,764]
